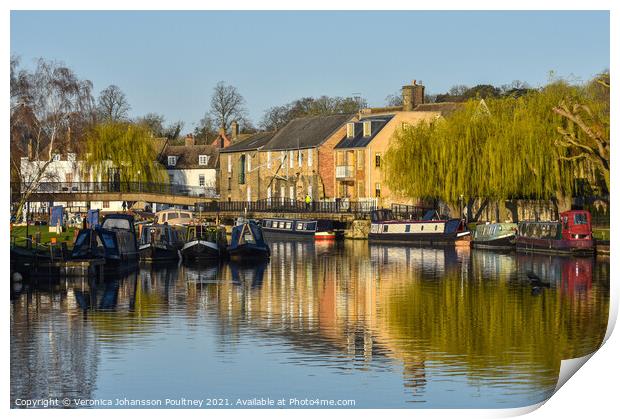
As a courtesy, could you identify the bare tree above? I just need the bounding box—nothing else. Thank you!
[97,84,131,121]
[11,58,95,220]
[137,113,166,137]
[385,90,403,107]
[209,81,248,131]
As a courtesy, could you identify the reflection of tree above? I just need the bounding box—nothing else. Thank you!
[11,286,98,403]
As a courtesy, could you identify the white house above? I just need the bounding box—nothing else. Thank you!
[160,136,219,198]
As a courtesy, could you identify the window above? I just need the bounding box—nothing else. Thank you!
[103,201,109,209]
[375,153,382,168]
[363,120,372,137]
[346,122,355,138]
[267,151,272,169]
[574,213,588,225]
[289,150,294,168]
[238,155,246,184]
[199,174,205,187]
[289,185,295,200]
[298,150,303,167]
[308,150,313,167]
[405,225,411,233]
[247,186,251,202]
[168,156,177,166]
[307,185,312,198]
[52,154,61,161]
[356,150,364,169]
[375,182,381,198]
[297,222,304,230]
[285,222,292,229]
[227,155,232,173]
[267,186,272,200]
[357,181,364,198]
[199,155,209,166]
[227,177,231,191]
[247,154,252,171]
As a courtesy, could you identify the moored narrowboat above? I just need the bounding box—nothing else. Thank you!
[138,224,184,261]
[261,218,344,240]
[471,222,518,250]
[71,213,139,263]
[516,210,594,255]
[228,220,270,261]
[368,209,470,245]
[181,224,228,261]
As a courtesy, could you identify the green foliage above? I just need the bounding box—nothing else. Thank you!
[83,121,168,183]
[384,79,605,204]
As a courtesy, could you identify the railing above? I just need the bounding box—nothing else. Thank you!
[13,182,219,199]
[196,199,377,215]
[390,204,435,220]
[335,165,355,179]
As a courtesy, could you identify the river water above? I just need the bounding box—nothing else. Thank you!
[10,240,609,408]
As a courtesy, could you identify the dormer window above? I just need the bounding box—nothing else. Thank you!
[168,156,177,166]
[346,122,355,138]
[199,155,209,166]
[52,154,61,162]
[363,121,372,137]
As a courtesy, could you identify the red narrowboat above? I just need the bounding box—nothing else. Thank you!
[516,210,594,255]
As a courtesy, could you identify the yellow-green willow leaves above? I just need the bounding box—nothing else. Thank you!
[384,79,608,204]
[83,122,168,183]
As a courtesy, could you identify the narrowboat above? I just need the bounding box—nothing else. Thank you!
[71,214,139,263]
[368,209,470,245]
[261,218,345,240]
[181,224,228,261]
[227,220,271,261]
[516,210,594,255]
[471,222,518,250]
[138,224,184,261]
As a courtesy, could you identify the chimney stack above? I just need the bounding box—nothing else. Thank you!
[185,134,195,147]
[402,79,426,111]
[231,121,239,140]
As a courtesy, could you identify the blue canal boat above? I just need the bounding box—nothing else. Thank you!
[71,214,139,263]
[227,220,270,261]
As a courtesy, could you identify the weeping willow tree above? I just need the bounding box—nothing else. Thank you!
[82,121,168,183]
[384,78,605,219]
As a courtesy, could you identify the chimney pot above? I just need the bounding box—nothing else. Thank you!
[185,134,195,147]
[231,120,239,140]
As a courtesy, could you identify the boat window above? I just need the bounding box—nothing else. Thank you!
[383,224,389,232]
[421,225,424,231]
[574,213,588,225]
[100,231,116,249]
[306,222,316,231]
[179,212,191,219]
[297,222,304,230]
[434,225,438,231]
[285,222,292,229]
[74,232,88,247]
[405,225,411,233]
[266,220,272,227]
[102,217,131,230]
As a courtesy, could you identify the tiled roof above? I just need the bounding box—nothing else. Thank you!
[334,115,394,149]
[218,131,275,153]
[263,114,354,151]
[160,144,218,169]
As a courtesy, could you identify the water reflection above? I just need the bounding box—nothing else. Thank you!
[10,241,609,408]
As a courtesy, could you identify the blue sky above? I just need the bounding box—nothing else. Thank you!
[10,10,609,131]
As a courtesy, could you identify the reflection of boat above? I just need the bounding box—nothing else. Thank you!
[516,210,594,255]
[229,260,268,288]
[183,263,219,284]
[228,221,270,261]
[71,214,139,263]
[471,223,517,250]
[261,218,345,240]
[368,209,470,245]
[181,224,227,261]
[516,253,593,293]
[138,224,183,261]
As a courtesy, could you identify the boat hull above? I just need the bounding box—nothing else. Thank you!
[181,240,221,260]
[515,237,594,255]
[139,244,179,261]
[472,234,516,250]
[368,232,469,245]
[227,244,270,261]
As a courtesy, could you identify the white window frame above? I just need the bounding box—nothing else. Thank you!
[289,150,294,168]
[227,155,232,173]
[247,186,251,202]
[363,120,372,137]
[52,154,61,162]
[308,185,313,198]
[168,156,177,166]
[289,185,295,200]
[308,149,313,167]
[198,174,205,187]
[346,122,355,138]
[247,154,252,171]
[198,155,209,166]
[267,151,272,169]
